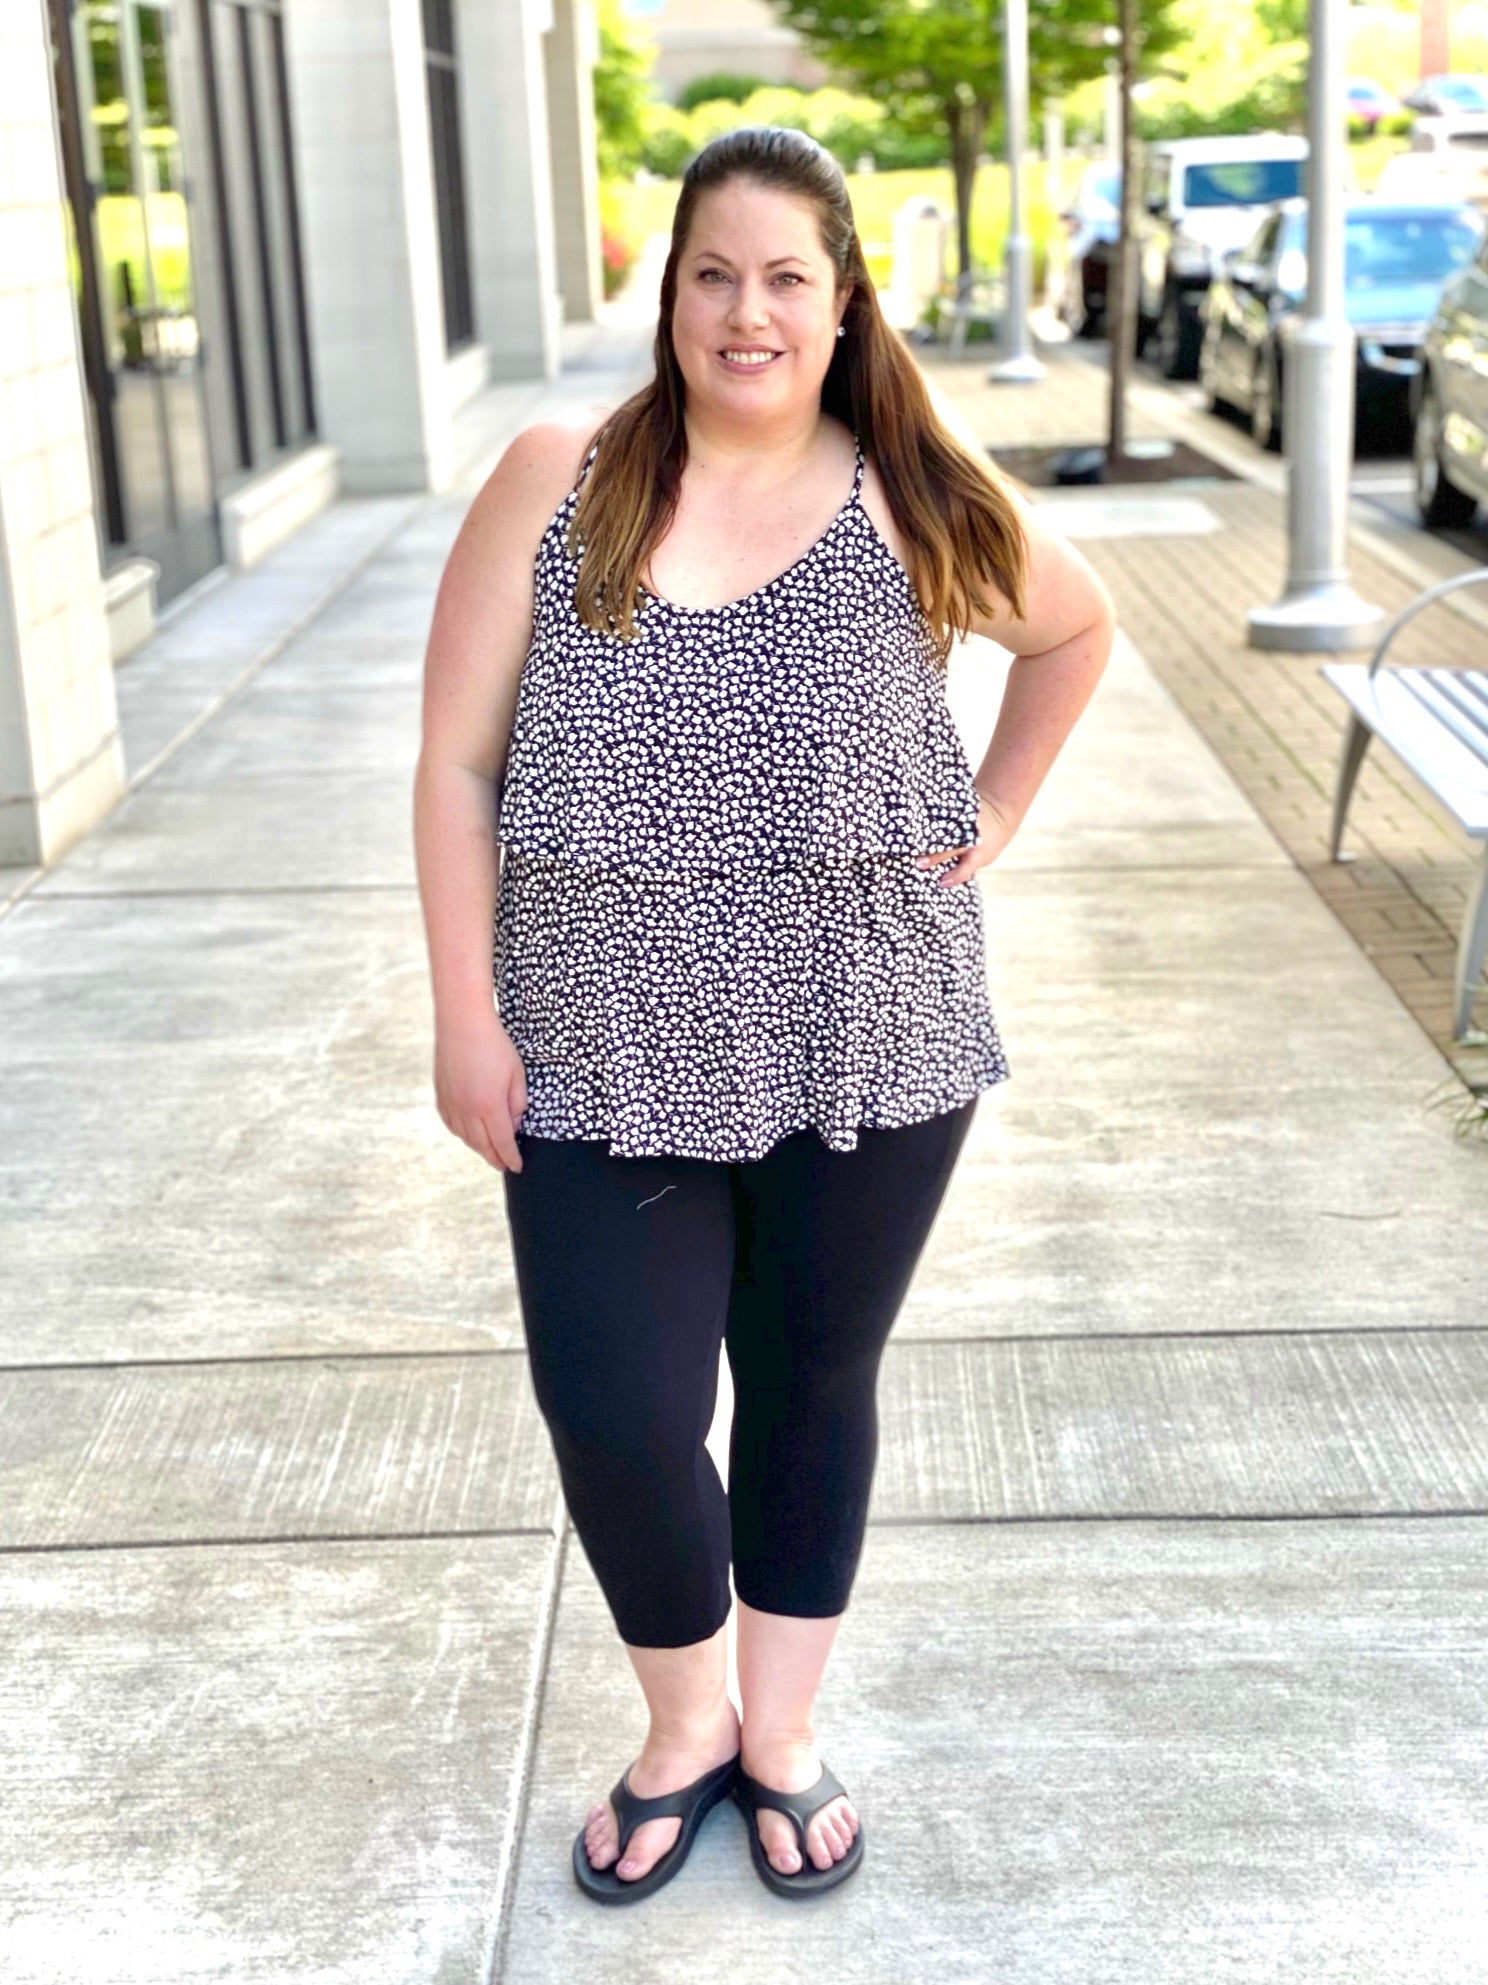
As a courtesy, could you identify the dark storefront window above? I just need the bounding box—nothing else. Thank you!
[197,0,315,481]
[47,0,314,607]
[49,0,221,601]
[423,0,473,351]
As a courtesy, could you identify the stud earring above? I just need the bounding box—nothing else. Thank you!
[836,325,846,338]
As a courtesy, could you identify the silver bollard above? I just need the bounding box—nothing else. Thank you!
[1247,0,1382,651]
[988,0,1046,383]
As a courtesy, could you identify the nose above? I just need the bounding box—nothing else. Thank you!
[727,278,772,329]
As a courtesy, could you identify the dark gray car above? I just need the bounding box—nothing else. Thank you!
[1200,196,1484,452]
[1412,220,1488,525]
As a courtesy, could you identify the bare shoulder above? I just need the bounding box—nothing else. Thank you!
[963,497,1116,655]
[465,408,614,547]
[420,408,614,774]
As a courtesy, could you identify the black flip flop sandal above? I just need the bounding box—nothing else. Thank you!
[732,1759,865,1897]
[572,1752,739,1904]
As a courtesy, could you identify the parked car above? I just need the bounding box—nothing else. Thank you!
[1198,197,1484,451]
[1134,133,1311,378]
[1401,74,1488,117]
[1411,221,1488,525]
[1052,162,1121,337]
[1346,78,1404,128]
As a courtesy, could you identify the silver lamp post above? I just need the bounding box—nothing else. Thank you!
[1246,0,1382,650]
[988,0,1046,382]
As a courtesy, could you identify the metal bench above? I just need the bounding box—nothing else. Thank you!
[1321,565,1488,1042]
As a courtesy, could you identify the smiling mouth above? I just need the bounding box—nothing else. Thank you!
[720,349,783,366]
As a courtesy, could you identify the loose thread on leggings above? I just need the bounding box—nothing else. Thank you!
[635,1183,678,1211]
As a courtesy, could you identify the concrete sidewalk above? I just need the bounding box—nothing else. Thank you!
[1,298,1486,1984]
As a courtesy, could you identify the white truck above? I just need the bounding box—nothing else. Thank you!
[1134,132,1312,378]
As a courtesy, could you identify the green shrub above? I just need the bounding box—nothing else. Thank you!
[639,101,694,178]
[675,71,776,112]
[675,84,903,173]
[686,96,755,149]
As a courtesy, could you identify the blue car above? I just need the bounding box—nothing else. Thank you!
[1198,196,1485,451]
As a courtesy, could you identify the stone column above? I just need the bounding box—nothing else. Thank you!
[543,0,604,324]
[281,0,452,492]
[458,0,562,380]
[0,2,124,868]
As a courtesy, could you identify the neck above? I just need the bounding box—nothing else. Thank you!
[679,405,829,482]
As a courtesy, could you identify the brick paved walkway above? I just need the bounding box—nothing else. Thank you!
[922,336,1488,1093]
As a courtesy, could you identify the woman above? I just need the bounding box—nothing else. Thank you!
[413,126,1114,1904]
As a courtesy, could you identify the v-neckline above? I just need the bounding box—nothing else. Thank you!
[637,438,865,618]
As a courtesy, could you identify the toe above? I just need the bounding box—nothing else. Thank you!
[584,1807,619,1871]
[616,1815,681,1881]
[756,1810,802,1874]
[810,1798,854,1867]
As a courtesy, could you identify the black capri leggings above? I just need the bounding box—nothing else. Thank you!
[500,1098,977,1648]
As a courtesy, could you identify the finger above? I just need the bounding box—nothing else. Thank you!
[488,1110,524,1174]
[934,855,977,886]
[457,1113,503,1171]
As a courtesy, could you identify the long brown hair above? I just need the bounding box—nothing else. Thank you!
[570,125,1029,664]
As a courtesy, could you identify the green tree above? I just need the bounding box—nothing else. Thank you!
[1134,0,1306,137]
[593,0,653,180]
[771,2,1186,278]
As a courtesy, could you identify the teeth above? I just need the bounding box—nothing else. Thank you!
[723,350,778,365]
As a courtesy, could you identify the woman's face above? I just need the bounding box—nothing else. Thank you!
[669,179,848,422]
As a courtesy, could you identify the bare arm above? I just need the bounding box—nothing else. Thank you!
[919,503,1117,884]
[412,417,601,1170]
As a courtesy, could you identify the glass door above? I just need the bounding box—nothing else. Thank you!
[51,0,222,606]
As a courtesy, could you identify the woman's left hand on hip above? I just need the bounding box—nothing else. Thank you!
[914,793,1017,886]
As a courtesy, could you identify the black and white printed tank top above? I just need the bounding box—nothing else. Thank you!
[492,430,1010,1161]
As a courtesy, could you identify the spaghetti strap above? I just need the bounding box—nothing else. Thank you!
[850,435,865,501]
[574,437,602,496]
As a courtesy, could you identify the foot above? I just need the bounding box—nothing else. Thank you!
[740,1734,860,1875]
[581,1700,741,1883]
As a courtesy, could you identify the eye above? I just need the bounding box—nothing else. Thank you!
[695,267,804,285]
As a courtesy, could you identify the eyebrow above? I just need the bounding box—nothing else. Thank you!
[688,251,811,269]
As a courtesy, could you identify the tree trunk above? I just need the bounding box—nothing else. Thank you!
[948,98,987,287]
[1107,0,1140,466]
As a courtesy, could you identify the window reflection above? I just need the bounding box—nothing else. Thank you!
[69,1,213,582]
